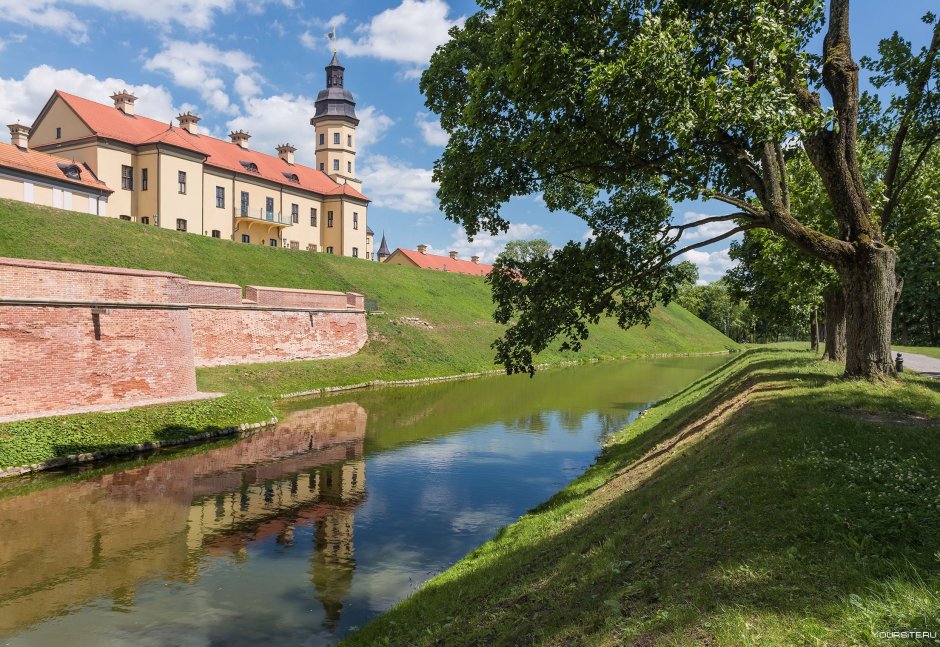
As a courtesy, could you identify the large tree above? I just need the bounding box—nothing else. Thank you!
[422,0,939,377]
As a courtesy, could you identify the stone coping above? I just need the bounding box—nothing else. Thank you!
[0,298,364,314]
[246,285,349,296]
[0,256,184,279]
[188,279,242,289]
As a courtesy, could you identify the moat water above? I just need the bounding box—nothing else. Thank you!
[0,356,728,645]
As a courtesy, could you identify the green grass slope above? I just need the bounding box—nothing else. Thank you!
[0,198,736,398]
[343,348,940,646]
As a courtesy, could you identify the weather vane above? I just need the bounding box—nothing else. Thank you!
[326,25,337,53]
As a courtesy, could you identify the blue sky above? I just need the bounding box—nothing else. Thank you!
[0,0,934,278]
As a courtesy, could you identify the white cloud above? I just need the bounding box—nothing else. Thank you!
[679,247,736,282]
[145,40,261,115]
[676,211,741,243]
[226,95,393,165]
[305,0,464,77]
[427,223,547,264]
[0,0,241,41]
[0,64,180,128]
[360,154,437,213]
[415,112,448,146]
[0,32,26,51]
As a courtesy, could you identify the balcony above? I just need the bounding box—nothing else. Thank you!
[233,206,292,226]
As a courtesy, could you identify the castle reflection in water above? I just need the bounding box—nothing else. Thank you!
[0,402,368,637]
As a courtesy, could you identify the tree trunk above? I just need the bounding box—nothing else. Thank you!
[810,308,819,352]
[822,285,846,362]
[841,244,897,378]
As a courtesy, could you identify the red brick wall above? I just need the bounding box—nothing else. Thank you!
[187,281,242,305]
[0,305,196,418]
[190,308,368,367]
[0,257,189,304]
[0,257,369,418]
[245,285,351,309]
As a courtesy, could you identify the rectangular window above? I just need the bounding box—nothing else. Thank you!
[265,197,274,220]
[141,168,148,191]
[319,133,325,146]
[347,134,352,147]
[241,234,250,243]
[308,244,318,252]
[333,132,340,145]
[269,238,277,247]
[319,163,325,171]
[291,203,299,224]
[326,246,334,254]
[121,165,133,190]
[176,218,187,232]
[310,207,318,227]
[211,230,221,238]
[55,127,62,139]
[290,241,299,250]
[353,212,358,230]
[327,211,334,228]
[216,186,225,208]
[347,161,352,173]
[178,171,187,194]
[333,159,340,171]
[240,191,249,216]
[352,247,359,258]
[141,216,150,225]
[120,215,132,221]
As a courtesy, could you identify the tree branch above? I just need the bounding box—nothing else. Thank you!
[882,20,940,231]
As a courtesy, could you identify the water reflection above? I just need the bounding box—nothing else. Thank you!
[0,402,367,638]
[0,356,729,644]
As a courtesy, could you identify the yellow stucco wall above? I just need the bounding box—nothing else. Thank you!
[29,97,93,148]
[314,119,357,184]
[382,249,418,268]
[158,152,204,233]
[202,168,234,239]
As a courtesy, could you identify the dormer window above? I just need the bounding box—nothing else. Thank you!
[282,172,300,184]
[57,162,82,180]
[239,161,260,174]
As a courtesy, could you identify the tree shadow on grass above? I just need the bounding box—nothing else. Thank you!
[345,353,940,646]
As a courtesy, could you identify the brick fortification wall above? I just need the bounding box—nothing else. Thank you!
[0,258,368,420]
[0,258,197,419]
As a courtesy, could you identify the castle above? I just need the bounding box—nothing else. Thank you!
[0,54,372,259]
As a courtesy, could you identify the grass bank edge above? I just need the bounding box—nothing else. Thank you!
[341,347,940,646]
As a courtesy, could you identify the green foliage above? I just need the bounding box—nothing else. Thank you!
[421,0,940,377]
[344,348,940,645]
[676,278,755,342]
[497,238,552,263]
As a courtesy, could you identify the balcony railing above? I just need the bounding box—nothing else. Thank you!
[233,206,292,225]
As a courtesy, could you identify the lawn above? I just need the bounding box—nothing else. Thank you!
[344,347,940,646]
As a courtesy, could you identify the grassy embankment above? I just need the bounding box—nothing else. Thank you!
[896,346,940,361]
[0,199,735,468]
[344,347,940,646]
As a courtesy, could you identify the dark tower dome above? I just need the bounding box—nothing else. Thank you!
[312,52,359,125]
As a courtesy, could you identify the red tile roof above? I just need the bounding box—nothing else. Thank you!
[0,141,111,192]
[50,91,368,202]
[392,248,493,276]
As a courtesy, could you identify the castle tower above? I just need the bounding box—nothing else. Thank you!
[311,52,361,191]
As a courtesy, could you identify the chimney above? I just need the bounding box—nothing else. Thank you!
[449,250,458,260]
[177,112,200,134]
[276,143,296,164]
[229,129,251,148]
[417,244,428,255]
[111,90,138,115]
[8,123,29,149]
[471,255,480,264]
